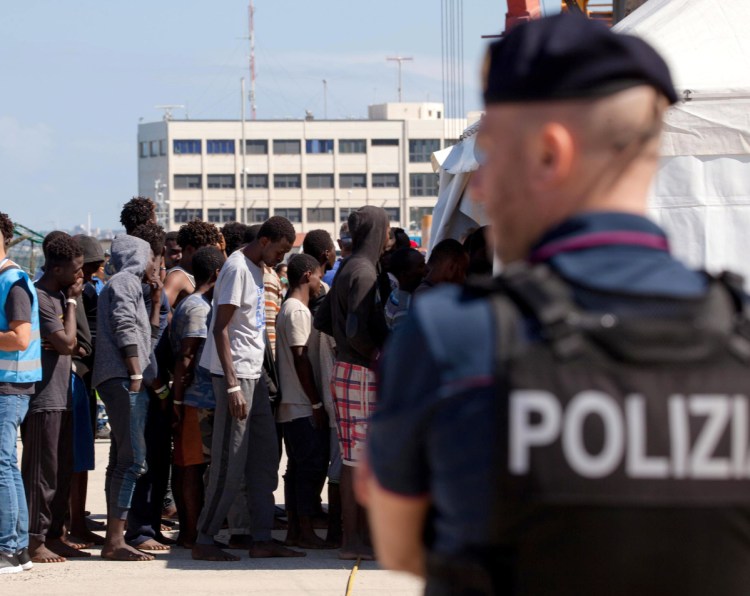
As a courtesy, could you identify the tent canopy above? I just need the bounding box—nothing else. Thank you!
[616,0,750,279]
[430,0,750,280]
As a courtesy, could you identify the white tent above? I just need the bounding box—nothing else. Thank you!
[431,0,750,278]
[615,0,750,279]
[429,121,487,251]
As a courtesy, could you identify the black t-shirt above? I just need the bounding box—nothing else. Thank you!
[30,286,71,412]
[0,281,35,395]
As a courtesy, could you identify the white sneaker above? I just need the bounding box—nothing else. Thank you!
[0,551,22,574]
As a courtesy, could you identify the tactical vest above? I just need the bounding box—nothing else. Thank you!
[0,265,42,384]
[427,264,750,596]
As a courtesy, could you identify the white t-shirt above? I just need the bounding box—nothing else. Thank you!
[200,249,266,379]
[276,297,314,423]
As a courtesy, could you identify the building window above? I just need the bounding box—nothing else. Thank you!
[173,208,202,223]
[139,142,148,158]
[173,139,201,154]
[339,139,366,154]
[274,208,302,223]
[207,208,236,223]
[245,174,268,189]
[372,173,399,188]
[174,174,202,189]
[306,139,334,154]
[384,208,400,222]
[339,207,356,222]
[410,206,434,230]
[244,139,268,155]
[307,174,334,189]
[150,141,158,157]
[207,174,235,189]
[273,139,301,155]
[159,140,167,156]
[207,139,235,154]
[274,174,301,189]
[409,139,441,163]
[371,138,399,146]
[410,173,439,197]
[247,208,269,223]
[307,208,335,223]
[340,174,366,189]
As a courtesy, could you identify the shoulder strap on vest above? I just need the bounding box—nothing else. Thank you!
[498,262,588,359]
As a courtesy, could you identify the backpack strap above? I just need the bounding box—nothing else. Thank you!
[712,271,750,363]
[498,262,587,359]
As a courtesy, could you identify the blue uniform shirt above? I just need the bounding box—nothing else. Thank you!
[368,212,708,555]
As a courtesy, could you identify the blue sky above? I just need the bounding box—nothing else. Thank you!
[1,0,559,231]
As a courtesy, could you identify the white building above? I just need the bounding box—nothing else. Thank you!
[137,102,477,238]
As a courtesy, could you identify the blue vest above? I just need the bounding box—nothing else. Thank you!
[0,267,42,383]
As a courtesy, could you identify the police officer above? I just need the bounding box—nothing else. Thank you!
[359,13,750,596]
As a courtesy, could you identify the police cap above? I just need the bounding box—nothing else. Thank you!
[483,13,678,105]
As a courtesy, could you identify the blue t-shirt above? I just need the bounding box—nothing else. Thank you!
[368,212,708,555]
[170,293,214,409]
[322,258,342,287]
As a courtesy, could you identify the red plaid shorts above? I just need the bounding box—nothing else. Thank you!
[330,361,377,466]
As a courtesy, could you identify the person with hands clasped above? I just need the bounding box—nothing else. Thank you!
[169,246,225,548]
[192,216,303,561]
[92,234,164,562]
[276,254,333,549]
[22,234,86,564]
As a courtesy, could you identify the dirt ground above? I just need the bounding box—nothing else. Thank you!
[5,439,424,595]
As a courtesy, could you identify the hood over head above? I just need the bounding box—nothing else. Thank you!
[348,206,389,265]
[110,234,152,278]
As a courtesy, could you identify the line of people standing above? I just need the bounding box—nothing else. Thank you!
[0,198,479,572]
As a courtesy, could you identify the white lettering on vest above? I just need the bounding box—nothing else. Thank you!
[668,395,690,478]
[562,391,624,478]
[626,395,669,478]
[732,396,747,478]
[689,395,731,479]
[509,390,749,480]
[509,390,561,474]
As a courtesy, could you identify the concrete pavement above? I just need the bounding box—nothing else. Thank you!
[5,439,424,595]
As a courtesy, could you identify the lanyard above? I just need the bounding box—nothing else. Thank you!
[530,231,669,263]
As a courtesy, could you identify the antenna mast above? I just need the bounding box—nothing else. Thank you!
[249,1,257,120]
[386,56,413,102]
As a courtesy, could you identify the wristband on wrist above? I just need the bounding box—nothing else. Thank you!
[66,298,77,306]
[226,385,242,394]
[129,374,143,380]
[173,400,183,405]
[311,402,323,410]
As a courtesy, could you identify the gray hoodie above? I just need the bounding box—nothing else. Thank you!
[314,206,389,367]
[92,235,157,387]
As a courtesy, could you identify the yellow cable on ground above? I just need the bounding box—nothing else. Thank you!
[345,556,362,596]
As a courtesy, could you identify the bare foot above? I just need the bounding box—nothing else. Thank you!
[192,543,240,561]
[60,535,93,549]
[47,538,91,558]
[248,541,306,558]
[68,530,106,546]
[225,535,254,550]
[86,517,106,530]
[101,544,154,561]
[130,539,170,551]
[297,534,338,550]
[338,545,375,561]
[29,543,66,563]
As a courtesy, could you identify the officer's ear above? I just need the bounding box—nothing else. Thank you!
[529,122,575,191]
